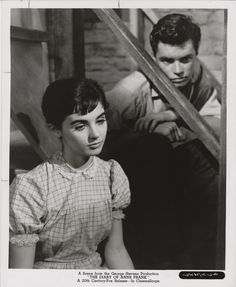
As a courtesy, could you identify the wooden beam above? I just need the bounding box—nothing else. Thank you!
[142,8,159,24]
[137,10,145,47]
[44,10,74,79]
[11,26,50,42]
[129,10,144,46]
[94,9,220,161]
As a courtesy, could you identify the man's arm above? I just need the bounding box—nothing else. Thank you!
[104,219,134,269]
[9,243,36,268]
[134,110,178,132]
[134,110,186,142]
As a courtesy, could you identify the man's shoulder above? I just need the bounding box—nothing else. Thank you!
[194,61,217,90]
[190,61,220,110]
[107,71,150,96]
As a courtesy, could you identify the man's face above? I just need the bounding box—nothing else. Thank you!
[58,102,107,167]
[155,39,197,88]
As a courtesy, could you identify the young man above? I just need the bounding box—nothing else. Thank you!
[105,13,221,269]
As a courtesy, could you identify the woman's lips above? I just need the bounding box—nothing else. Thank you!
[88,141,103,149]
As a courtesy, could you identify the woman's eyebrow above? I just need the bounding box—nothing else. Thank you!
[70,119,87,126]
[97,112,106,119]
[70,112,106,126]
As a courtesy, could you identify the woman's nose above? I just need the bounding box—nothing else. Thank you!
[89,125,99,140]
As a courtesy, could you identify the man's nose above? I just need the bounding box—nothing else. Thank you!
[173,61,184,75]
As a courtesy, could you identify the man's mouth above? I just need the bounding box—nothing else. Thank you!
[171,77,188,84]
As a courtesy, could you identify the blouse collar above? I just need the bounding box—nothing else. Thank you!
[50,152,98,180]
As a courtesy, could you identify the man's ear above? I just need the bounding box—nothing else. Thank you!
[47,124,62,139]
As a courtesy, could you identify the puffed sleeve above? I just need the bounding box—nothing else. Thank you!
[109,160,131,220]
[9,173,47,246]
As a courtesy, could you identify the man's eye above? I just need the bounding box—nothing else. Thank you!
[160,58,174,64]
[181,57,192,63]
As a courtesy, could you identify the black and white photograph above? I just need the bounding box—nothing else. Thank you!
[1,1,236,286]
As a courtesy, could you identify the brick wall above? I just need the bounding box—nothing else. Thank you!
[84,21,137,91]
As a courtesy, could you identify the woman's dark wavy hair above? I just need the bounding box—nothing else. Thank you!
[150,13,201,56]
[42,78,108,129]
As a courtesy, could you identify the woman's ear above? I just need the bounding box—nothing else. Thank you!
[47,124,62,139]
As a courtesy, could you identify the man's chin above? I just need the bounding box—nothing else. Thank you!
[171,78,189,88]
[173,83,186,88]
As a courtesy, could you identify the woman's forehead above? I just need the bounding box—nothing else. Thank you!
[66,102,105,123]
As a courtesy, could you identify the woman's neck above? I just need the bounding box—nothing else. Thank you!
[62,150,90,169]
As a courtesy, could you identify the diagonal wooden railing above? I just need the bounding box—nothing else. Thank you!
[94,9,220,161]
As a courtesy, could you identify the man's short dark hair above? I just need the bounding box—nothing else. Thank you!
[42,78,108,129]
[150,13,201,56]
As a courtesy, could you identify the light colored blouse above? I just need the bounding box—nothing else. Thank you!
[9,153,130,269]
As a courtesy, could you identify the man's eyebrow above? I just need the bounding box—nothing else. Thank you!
[70,112,106,126]
[181,54,194,59]
[159,54,194,61]
[159,56,173,60]
[160,56,173,59]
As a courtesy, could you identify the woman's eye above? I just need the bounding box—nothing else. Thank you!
[97,118,107,125]
[74,125,85,131]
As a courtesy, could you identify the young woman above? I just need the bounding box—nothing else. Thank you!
[9,78,134,269]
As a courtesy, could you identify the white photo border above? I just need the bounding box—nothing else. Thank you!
[1,1,236,286]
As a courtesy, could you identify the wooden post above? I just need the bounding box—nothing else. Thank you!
[94,9,220,161]
[72,9,85,80]
[129,9,145,46]
[45,9,56,82]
